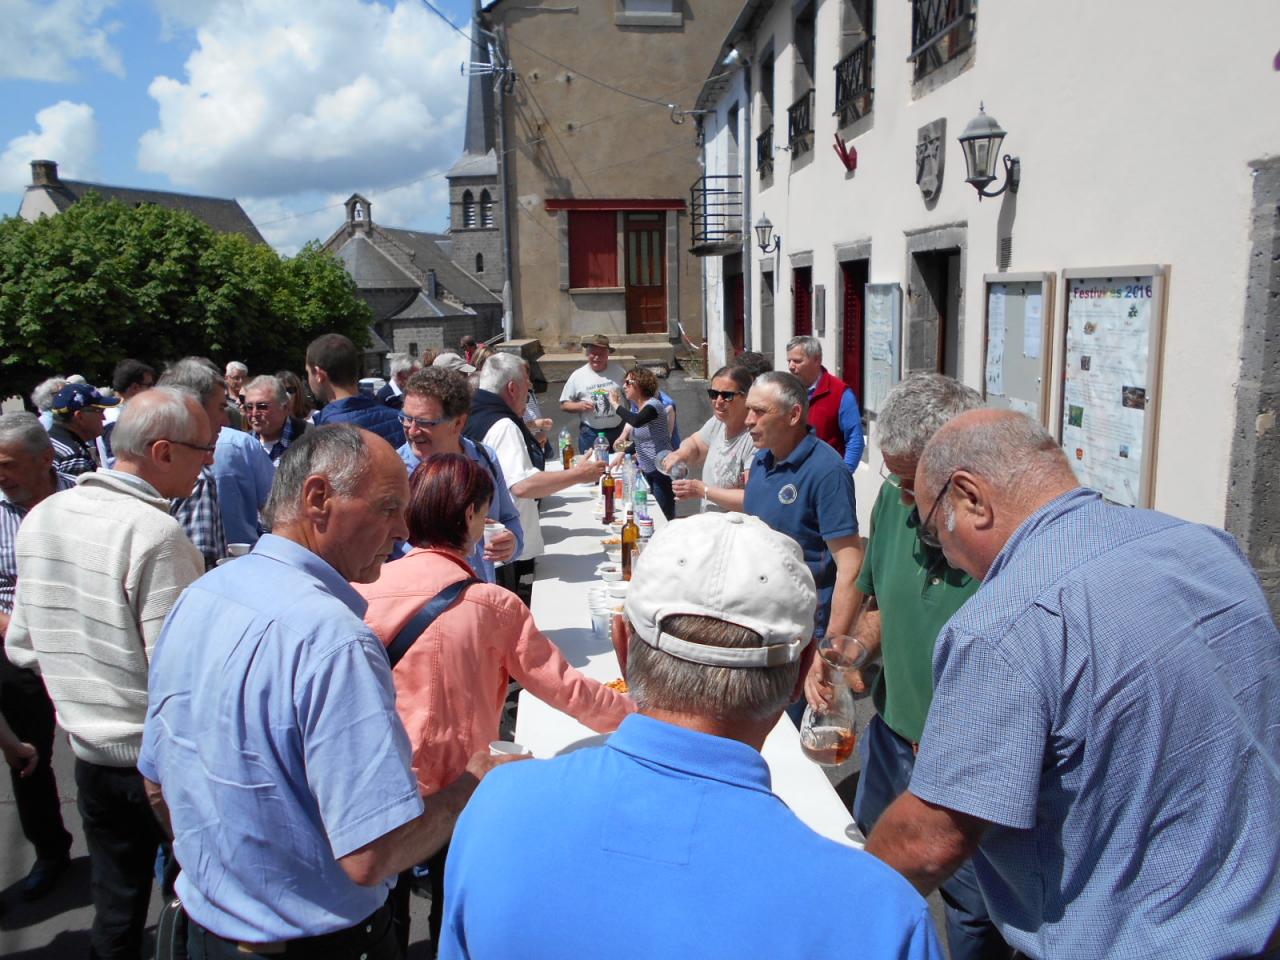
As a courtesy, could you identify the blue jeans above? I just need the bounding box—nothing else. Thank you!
[854,714,1012,960]
[577,422,623,456]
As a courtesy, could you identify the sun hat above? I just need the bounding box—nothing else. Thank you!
[580,334,615,353]
[433,352,477,375]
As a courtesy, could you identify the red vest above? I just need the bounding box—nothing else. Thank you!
[806,368,847,453]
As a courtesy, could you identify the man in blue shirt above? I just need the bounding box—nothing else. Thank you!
[440,512,941,960]
[867,410,1280,959]
[786,336,864,471]
[140,425,515,958]
[308,333,406,449]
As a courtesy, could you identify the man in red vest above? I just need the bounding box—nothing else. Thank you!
[786,336,864,472]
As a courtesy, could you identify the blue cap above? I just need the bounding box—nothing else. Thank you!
[51,383,120,415]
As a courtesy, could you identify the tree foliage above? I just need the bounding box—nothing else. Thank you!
[0,194,371,397]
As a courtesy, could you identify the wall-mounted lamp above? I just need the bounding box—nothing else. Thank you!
[958,104,1020,200]
[754,215,780,254]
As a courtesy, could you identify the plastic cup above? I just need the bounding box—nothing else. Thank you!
[488,741,532,757]
[227,543,251,557]
[482,523,502,547]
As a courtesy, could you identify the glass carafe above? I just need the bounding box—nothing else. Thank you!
[799,634,867,767]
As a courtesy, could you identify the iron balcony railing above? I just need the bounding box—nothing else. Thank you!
[757,126,774,181]
[690,174,744,249]
[787,88,815,158]
[834,38,874,126]
[908,0,973,76]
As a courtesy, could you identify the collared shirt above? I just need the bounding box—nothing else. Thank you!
[440,714,940,960]
[212,427,274,546]
[855,482,978,744]
[48,423,98,476]
[170,468,226,569]
[0,472,76,614]
[744,431,857,638]
[396,437,524,582]
[138,534,424,942]
[257,417,307,465]
[482,419,543,561]
[911,488,1280,958]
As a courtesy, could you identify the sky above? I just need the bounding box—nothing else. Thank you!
[0,0,477,254]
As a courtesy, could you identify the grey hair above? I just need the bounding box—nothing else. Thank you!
[388,354,416,377]
[918,412,1074,504]
[0,412,53,457]
[786,335,822,359]
[477,351,526,394]
[225,361,248,376]
[263,424,369,529]
[111,386,202,459]
[878,374,985,460]
[30,378,67,412]
[159,358,225,406]
[243,375,287,405]
[754,370,809,418]
[626,615,800,723]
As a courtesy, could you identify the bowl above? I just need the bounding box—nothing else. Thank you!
[606,580,629,598]
[598,563,622,582]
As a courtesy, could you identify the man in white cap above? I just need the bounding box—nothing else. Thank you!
[439,512,942,960]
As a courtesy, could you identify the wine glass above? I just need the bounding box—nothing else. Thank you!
[669,462,689,481]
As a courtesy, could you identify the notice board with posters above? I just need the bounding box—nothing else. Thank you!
[1058,265,1168,508]
[862,283,903,417]
[981,272,1054,426]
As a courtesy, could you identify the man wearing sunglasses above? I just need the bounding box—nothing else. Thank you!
[865,409,1280,959]
[803,374,1006,960]
[243,375,309,465]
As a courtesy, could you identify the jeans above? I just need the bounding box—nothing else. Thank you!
[188,902,400,959]
[74,758,167,959]
[854,714,1013,960]
[577,422,623,457]
[642,469,676,521]
[0,652,72,862]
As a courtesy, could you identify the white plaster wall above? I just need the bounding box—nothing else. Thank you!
[743,0,1280,530]
[18,190,59,221]
[700,69,749,371]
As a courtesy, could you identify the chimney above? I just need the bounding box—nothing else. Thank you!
[30,160,59,186]
[427,269,438,299]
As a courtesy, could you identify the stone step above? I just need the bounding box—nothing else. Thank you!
[537,353,640,382]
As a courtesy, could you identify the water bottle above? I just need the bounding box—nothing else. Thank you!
[633,467,650,521]
[592,431,609,464]
[621,454,636,506]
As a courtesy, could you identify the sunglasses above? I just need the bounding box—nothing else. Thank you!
[242,402,277,413]
[706,389,743,401]
[400,412,451,430]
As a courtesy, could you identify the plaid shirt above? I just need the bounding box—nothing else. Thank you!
[259,416,307,464]
[170,468,226,570]
[0,472,77,614]
[48,423,98,477]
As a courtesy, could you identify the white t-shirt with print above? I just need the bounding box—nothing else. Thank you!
[559,362,627,430]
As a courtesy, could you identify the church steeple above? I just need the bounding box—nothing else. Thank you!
[462,0,495,159]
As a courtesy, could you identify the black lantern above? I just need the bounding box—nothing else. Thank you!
[754,214,780,254]
[958,104,1020,200]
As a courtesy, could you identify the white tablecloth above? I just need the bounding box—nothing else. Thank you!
[515,473,862,849]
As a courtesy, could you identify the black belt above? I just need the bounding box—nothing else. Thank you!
[200,900,393,956]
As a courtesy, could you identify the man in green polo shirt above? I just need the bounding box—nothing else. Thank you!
[805,374,1009,960]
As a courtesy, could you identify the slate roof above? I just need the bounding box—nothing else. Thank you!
[333,235,418,289]
[390,292,476,321]
[378,226,500,305]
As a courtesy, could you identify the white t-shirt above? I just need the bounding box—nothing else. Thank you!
[695,415,756,512]
[559,362,627,430]
[483,418,544,561]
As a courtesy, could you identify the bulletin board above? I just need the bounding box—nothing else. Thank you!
[1057,265,1168,508]
[862,283,903,417]
[981,272,1054,426]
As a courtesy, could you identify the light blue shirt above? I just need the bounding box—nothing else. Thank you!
[807,380,864,470]
[138,534,424,942]
[212,427,274,545]
[911,488,1280,958]
[396,438,523,583]
[441,714,940,960]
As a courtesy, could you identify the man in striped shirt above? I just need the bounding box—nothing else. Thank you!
[48,382,118,476]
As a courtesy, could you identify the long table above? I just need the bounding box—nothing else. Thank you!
[515,474,863,849]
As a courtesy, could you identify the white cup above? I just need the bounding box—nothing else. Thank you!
[482,523,502,547]
[488,740,532,758]
[227,543,251,557]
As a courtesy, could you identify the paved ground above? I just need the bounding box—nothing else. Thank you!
[0,366,948,957]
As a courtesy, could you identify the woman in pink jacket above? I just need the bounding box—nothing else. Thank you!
[355,453,632,797]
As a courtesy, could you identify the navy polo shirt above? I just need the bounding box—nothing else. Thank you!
[744,431,857,637]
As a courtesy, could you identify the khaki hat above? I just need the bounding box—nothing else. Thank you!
[433,352,477,375]
[580,334,615,353]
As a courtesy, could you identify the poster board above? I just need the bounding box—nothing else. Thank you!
[981,272,1054,426]
[1058,266,1167,508]
[862,283,902,417]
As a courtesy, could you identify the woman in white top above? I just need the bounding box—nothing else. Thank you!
[662,365,756,512]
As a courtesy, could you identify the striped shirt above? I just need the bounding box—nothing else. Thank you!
[0,472,76,614]
[48,423,98,476]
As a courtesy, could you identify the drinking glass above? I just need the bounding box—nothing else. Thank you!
[799,634,868,767]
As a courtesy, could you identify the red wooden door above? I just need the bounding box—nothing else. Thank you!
[624,213,667,333]
[840,260,867,400]
[793,266,812,336]
[728,272,745,356]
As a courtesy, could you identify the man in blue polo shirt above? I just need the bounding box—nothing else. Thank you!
[743,371,862,647]
[440,512,940,960]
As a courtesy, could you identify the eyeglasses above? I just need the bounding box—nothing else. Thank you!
[400,412,450,430]
[284,386,298,395]
[706,389,743,401]
[242,402,278,413]
[878,461,901,491]
[914,473,955,549]
[149,438,217,454]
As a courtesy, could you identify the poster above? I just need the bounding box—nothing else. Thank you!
[1060,275,1156,507]
[985,285,1006,396]
[1023,293,1043,359]
[863,284,901,414]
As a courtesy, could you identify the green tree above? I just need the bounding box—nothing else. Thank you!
[0,194,370,398]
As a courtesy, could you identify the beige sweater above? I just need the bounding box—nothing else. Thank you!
[5,470,203,766]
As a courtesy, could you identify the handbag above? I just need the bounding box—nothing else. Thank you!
[154,897,190,960]
[386,577,477,669]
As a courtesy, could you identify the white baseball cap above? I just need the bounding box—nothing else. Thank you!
[433,352,477,375]
[623,512,817,668]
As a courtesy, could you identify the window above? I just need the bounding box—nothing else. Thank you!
[757,50,775,182]
[480,189,494,228]
[616,0,681,27]
[353,204,364,221]
[908,0,973,83]
[476,253,485,273]
[793,267,813,336]
[568,211,619,288]
[462,190,476,228]
[789,4,816,158]
[408,342,419,357]
[835,0,874,126]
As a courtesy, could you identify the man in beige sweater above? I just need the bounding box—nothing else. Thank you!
[5,386,209,960]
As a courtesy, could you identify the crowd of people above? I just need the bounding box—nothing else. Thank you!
[0,326,1277,960]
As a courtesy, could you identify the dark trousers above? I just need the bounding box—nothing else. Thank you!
[854,715,1013,960]
[188,902,400,959]
[495,558,535,607]
[388,843,449,958]
[642,469,676,521]
[74,758,167,960]
[577,422,623,456]
[0,653,72,862]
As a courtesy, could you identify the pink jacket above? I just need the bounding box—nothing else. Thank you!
[354,548,633,795]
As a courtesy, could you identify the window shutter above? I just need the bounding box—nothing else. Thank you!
[569,211,618,288]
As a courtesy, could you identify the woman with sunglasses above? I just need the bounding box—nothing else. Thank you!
[609,367,676,520]
[661,365,755,513]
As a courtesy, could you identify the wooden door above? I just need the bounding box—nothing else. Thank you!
[840,260,867,399]
[625,213,667,333]
[793,266,812,336]
[728,273,746,356]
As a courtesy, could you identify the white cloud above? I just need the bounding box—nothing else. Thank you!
[0,100,99,191]
[0,0,123,82]
[138,0,471,202]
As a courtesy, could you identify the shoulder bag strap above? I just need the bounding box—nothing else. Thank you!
[386,577,478,669]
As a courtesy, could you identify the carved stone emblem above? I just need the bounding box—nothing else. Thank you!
[915,119,946,202]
